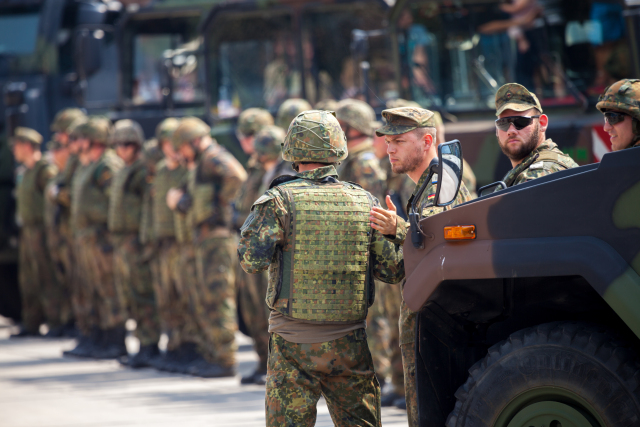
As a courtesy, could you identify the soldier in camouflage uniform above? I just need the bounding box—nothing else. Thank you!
[68,117,126,359]
[106,119,160,367]
[233,111,276,385]
[238,110,405,427]
[370,107,473,426]
[275,98,312,130]
[10,128,58,338]
[597,79,640,152]
[51,108,86,145]
[166,117,247,378]
[494,83,578,187]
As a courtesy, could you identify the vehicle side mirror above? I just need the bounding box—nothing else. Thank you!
[477,181,507,197]
[433,140,463,207]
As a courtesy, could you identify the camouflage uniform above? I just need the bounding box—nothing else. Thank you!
[71,118,125,345]
[13,128,59,334]
[376,107,473,426]
[173,118,247,371]
[275,98,312,130]
[238,111,405,427]
[108,120,159,350]
[597,79,640,150]
[494,84,578,187]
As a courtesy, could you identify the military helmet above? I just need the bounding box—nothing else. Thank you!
[386,99,421,109]
[11,127,43,146]
[336,99,376,136]
[68,117,89,140]
[83,116,113,145]
[276,98,312,130]
[155,118,180,142]
[112,119,145,146]
[282,110,347,163]
[172,117,210,149]
[237,108,274,137]
[315,99,339,111]
[51,108,86,133]
[597,79,640,122]
[254,125,286,161]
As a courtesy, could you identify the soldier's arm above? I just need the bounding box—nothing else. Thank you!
[200,152,248,210]
[513,162,566,186]
[238,191,286,274]
[37,165,57,193]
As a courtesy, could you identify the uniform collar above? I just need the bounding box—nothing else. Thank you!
[296,165,338,181]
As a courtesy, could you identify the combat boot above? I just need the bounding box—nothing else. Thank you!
[119,344,160,369]
[240,369,267,385]
[44,325,66,338]
[63,327,102,358]
[91,327,127,359]
[167,342,205,374]
[10,327,40,338]
[187,360,236,378]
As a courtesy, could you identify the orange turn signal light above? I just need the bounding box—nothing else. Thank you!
[444,225,476,240]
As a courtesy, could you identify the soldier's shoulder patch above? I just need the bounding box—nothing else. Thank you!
[529,161,544,170]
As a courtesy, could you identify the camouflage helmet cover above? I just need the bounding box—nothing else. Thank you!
[112,119,145,146]
[276,98,313,130]
[494,83,543,116]
[51,108,86,133]
[68,117,89,139]
[237,108,274,137]
[336,99,376,136]
[155,118,180,142]
[254,125,286,160]
[386,99,421,109]
[282,110,347,163]
[11,127,43,145]
[171,117,210,149]
[596,79,640,122]
[315,99,339,111]
[83,116,113,145]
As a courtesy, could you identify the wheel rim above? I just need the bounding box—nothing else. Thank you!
[494,387,606,427]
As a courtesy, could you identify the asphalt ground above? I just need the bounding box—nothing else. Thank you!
[0,317,408,426]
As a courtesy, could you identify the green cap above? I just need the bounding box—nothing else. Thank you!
[254,125,286,160]
[495,83,543,116]
[155,118,180,142]
[282,110,347,163]
[375,107,436,137]
[11,127,43,145]
[276,98,312,130]
[51,108,86,133]
[596,79,640,122]
[112,119,145,146]
[237,108,274,137]
[171,117,210,148]
[336,99,376,136]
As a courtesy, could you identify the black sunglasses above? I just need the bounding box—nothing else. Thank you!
[604,111,627,125]
[495,115,540,131]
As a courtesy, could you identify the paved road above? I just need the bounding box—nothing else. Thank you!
[0,319,408,427]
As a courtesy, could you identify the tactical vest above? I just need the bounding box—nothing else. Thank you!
[174,211,193,243]
[270,179,374,324]
[154,163,186,240]
[504,147,576,187]
[17,160,49,226]
[188,167,218,227]
[108,162,144,234]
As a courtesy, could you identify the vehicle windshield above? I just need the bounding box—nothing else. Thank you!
[206,3,395,117]
[397,0,629,112]
[0,12,40,56]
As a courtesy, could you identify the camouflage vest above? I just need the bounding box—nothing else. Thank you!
[503,144,576,187]
[270,179,374,324]
[17,160,49,226]
[174,211,193,243]
[108,161,144,234]
[154,162,186,240]
[187,167,219,227]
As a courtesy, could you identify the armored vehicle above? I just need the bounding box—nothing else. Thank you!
[405,142,640,426]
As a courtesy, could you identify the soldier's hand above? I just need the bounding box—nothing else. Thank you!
[369,195,398,236]
[166,188,184,210]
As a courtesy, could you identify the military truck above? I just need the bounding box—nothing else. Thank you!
[404,141,640,426]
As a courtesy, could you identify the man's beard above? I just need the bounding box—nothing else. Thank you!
[391,144,424,174]
[499,123,540,162]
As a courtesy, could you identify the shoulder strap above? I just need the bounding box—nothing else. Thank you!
[269,175,299,189]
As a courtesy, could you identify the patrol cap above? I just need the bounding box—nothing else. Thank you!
[237,108,274,137]
[172,117,210,148]
[336,99,376,136]
[112,119,145,146]
[11,127,43,145]
[276,98,312,130]
[495,83,543,116]
[375,107,436,137]
[155,118,180,142]
[83,116,113,145]
[51,108,86,133]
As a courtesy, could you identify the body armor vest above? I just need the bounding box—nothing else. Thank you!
[505,148,576,187]
[17,160,49,226]
[108,162,144,234]
[188,168,218,227]
[270,179,374,324]
[154,162,186,239]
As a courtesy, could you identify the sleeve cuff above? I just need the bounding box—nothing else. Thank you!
[383,216,408,245]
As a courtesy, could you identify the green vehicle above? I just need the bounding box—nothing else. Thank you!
[404,141,640,426]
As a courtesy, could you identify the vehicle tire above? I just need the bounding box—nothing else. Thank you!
[446,322,640,427]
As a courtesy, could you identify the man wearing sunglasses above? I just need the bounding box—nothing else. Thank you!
[494,83,577,187]
[596,79,640,152]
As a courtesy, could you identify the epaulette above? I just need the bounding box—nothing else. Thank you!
[269,174,299,189]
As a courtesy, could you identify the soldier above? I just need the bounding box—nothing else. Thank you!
[69,116,125,359]
[233,110,275,385]
[494,83,578,187]
[335,99,391,387]
[236,108,274,156]
[105,119,160,367]
[275,98,312,131]
[596,79,640,151]
[10,127,58,338]
[166,117,247,378]
[50,108,86,145]
[369,107,473,426]
[238,110,405,426]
